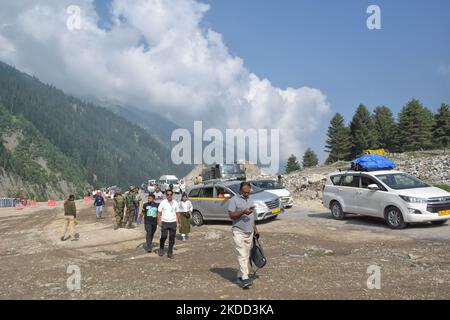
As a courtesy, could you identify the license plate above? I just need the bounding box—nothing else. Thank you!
[272,207,281,214]
[438,210,450,216]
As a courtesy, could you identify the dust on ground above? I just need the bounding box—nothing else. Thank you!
[0,199,449,299]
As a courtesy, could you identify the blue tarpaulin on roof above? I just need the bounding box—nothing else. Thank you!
[351,154,396,171]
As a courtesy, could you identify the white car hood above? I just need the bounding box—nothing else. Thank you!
[393,186,450,198]
[265,189,291,197]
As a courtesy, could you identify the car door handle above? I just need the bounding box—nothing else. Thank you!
[338,188,343,191]
[357,191,363,195]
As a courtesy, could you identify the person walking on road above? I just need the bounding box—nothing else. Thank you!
[113,189,125,229]
[94,191,105,220]
[154,186,164,204]
[178,193,193,241]
[227,181,259,289]
[134,187,143,224]
[157,190,180,259]
[61,195,78,241]
[141,194,159,253]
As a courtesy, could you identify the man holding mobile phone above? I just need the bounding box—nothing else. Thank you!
[228,181,259,289]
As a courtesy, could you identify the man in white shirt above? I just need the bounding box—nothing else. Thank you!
[154,186,164,204]
[157,190,180,258]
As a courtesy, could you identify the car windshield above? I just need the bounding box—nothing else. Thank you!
[253,180,284,189]
[221,164,244,174]
[375,173,429,190]
[227,183,263,195]
[168,179,178,184]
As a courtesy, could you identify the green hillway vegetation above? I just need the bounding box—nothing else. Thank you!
[0,104,89,200]
[0,62,188,200]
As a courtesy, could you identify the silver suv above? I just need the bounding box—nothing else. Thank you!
[323,170,450,229]
[187,180,283,226]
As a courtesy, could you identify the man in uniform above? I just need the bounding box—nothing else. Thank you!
[125,186,138,228]
[113,188,125,230]
[134,186,142,224]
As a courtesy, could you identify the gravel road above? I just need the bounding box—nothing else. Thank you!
[1,200,449,299]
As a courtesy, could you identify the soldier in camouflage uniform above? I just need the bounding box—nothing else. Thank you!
[113,189,125,230]
[125,186,138,228]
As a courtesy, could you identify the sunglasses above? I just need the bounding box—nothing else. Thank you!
[166,193,173,196]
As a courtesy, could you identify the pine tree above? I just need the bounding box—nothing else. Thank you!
[302,148,319,168]
[398,99,434,151]
[350,104,378,158]
[372,106,398,152]
[433,103,450,149]
[285,154,301,174]
[325,113,352,164]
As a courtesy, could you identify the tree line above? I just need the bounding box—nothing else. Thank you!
[285,148,319,174]
[325,99,449,164]
[284,99,449,174]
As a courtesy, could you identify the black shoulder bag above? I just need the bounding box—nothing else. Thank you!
[250,234,267,276]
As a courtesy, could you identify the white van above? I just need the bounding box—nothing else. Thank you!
[323,170,450,229]
[159,175,180,193]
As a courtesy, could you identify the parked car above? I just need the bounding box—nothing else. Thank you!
[159,175,181,193]
[323,170,450,229]
[249,179,293,208]
[187,180,284,226]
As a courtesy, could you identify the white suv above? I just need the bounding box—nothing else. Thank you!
[323,170,450,229]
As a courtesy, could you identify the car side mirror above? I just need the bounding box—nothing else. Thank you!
[368,184,379,191]
[224,194,231,199]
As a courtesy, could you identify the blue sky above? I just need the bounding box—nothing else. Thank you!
[93,0,450,162]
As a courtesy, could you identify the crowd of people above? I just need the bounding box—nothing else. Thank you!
[61,181,259,289]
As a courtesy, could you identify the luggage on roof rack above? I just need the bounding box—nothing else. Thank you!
[351,154,396,171]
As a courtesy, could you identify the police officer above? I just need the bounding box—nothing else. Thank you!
[134,186,142,224]
[113,188,125,230]
[125,186,138,229]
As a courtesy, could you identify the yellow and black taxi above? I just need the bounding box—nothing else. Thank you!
[187,180,283,226]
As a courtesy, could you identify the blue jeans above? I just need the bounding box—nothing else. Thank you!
[96,206,103,219]
[144,219,157,250]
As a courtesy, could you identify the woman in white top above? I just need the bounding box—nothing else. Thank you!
[178,193,193,241]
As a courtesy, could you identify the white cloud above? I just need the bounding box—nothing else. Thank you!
[0,0,330,159]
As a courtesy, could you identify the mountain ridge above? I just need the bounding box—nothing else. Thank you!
[0,61,190,199]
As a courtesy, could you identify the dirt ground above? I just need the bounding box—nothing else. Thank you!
[0,198,449,300]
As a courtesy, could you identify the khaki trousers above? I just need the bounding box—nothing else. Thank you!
[62,216,76,238]
[232,230,254,280]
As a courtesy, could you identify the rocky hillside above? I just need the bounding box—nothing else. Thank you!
[182,151,449,205]
[265,150,450,204]
[0,105,91,200]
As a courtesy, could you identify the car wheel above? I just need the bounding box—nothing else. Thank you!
[330,201,345,220]
[191,211,204,227]
[385,207,407,229]
[430,220,447,226]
